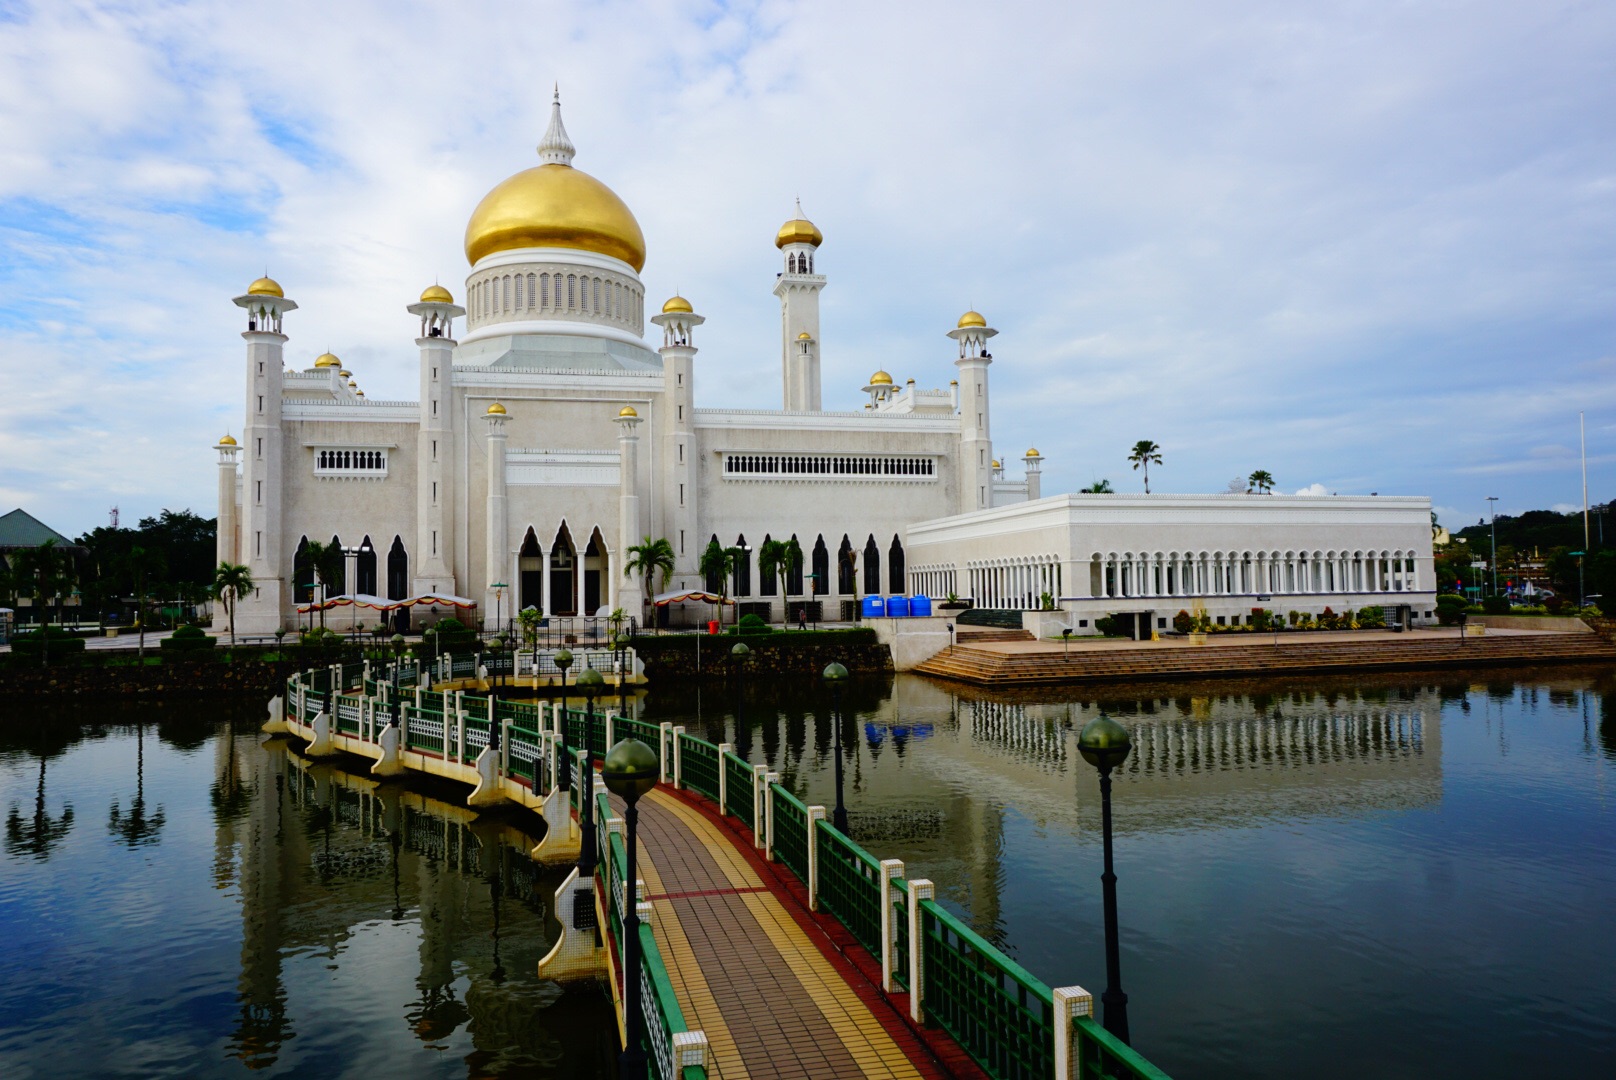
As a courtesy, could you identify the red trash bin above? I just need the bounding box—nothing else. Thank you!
[708,620,720,635]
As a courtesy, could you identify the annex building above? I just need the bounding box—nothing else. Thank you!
[215,94,1435,636]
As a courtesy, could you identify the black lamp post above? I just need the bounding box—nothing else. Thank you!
[822,662,850,833]
[576,665,604,876]
[602,737,658,1080]
[1078,713,1133,1044]
[555,649,574,791]
[389,634,405,728]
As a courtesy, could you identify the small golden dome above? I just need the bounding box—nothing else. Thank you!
[1026,447,1041,458]
[662,295,693,313]
[420,283,454,304]
[356,391,365,398]
[776,216,823,249]
[618,405,638,418]
[869,370,893,386]
[347,380,357,388]
[465,163,646,270]
[486,402,507,415]
[218,434,237,446]
[992,459,1002,469]
[957,310,987,328]
[798,331,812,340]
[337,369,351,378]
[247,276,284,297]
[314,352,340,368]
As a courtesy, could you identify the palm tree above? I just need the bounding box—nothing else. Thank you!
[1247,470,1275,495]
[781,536,804,626]
[623,536,675,624]
[123,545,166,662]
[1128,440,1163,494]
[1081,479,1114,494]
[13,540,68,666]
[108,722,166,848]
[4,750,74,861]
[303,540,343,629]
[840,546,860,616]
[757,539,787,626]
[213,562,255,647]
[699,539,741,626]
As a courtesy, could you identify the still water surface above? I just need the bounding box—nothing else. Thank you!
[2,670,1614,1078]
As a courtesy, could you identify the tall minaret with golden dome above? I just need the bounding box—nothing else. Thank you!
[652,295,703,584]
[231,277,296,632]
[409,284,465,598]
[949,310,996,513]
[773,202,824,411]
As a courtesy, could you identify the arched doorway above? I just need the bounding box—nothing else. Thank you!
[759,534,777,596]
[888,535,905,594]
[519,528,543,612]
[863,534,881,595]
[584,528,608,615]
[837,535,855,594]
[550,524,577,616]
[734,534,751,596]
[292,537,313,603]
[812,535,829,596]
[355,535,377,596]
[386,537,408,600]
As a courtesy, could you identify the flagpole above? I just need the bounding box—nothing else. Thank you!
[1581,411,1590,607]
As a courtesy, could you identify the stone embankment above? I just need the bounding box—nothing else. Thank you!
[914,631,1616,687]
[0,659,303,700]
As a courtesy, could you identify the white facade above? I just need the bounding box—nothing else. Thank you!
[215,98,1432,635]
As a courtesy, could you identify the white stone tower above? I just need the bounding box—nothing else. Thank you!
[1023,447,1043,501]
[615,405,645,615]
[211,434,241,632]
[652,295,703,584]
[231,276,296,632]
[773,202,824,411]
[408,284,465,597]
[949,310,996,514]
[483,402,509,617]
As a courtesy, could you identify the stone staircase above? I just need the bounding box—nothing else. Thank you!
[913,632,1616,687]
[955,628,1035,644]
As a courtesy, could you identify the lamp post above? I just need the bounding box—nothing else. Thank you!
[1078,713,1133,1044]
[555,649,574,792]
[1062,626,1072,658]
[602,737,659,1080]
[947,622,954,654]
[822,662,850,833]
[389,633,405,727]
[576,665,605,877]
[491,582,508,641]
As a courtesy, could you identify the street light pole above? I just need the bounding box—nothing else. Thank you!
[1078,713,1133,1044]
[576,666,604,878]
[822,662,850,834]
[554,649,573,791]
[603,737,658,1080]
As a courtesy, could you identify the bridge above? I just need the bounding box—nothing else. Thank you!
[269,659,1173,1079]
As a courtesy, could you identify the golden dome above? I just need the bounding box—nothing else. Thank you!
[347,380,357,388]
[1026,447,1041,458]
[662,295,692,313]
[798,331,812,340]
[356,391,365,398]
[869,370,893,385]
[464,163,646,270]
[314,352,340,368]
[486,402,507,415]
[992,459,1002,469]
[957,310,987,328]
[775,216,823,249]
[337,369,351,378]
[618,405,638,418]
[218,434,237,446]
[247,276,284,297]
[420,284,454,304]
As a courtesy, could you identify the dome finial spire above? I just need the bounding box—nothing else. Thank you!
[538,84,576,166]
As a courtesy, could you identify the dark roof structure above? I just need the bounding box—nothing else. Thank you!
[0,508,80,553]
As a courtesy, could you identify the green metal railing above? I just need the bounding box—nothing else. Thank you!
[679,734,720,802]
[723,752,754,828]
[1072,1017,1173,1080]
[813,822,884,957]
[920,900,1053,1079]
[769,786,810,882]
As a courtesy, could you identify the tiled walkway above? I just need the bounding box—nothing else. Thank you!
[625,787,938,1079]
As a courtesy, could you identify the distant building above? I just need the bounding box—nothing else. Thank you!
[0,508,85,622]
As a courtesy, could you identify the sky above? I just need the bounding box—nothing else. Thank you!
[1,0,1613,540]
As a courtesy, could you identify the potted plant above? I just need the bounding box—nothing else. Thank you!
[939,591,969,611]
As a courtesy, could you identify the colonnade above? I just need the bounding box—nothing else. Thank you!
[910,564,958,600]
[966,556,1062,610]
[1090,549,1419,601]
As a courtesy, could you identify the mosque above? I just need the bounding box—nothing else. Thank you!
[215,94,1436,637]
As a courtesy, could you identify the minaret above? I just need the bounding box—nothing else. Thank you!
[948,310,996,514]
[211,434,241,632]
[232,276,297,632]
[615,405,645,615]
[773,202,824,411]
[408,284,466,598]
[651,296,703,583]
[483,403,509,616]
[1023,447,1043,501]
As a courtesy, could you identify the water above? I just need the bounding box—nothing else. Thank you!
[3,671,1615,1078]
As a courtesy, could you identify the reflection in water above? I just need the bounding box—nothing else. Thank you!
[4,747,74,861]
[108,721,166,848]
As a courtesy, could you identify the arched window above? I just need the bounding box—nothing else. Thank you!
[811,535,829,596]
[356,536,377,595]
[837,535,855,594]
[387,536,408,601]
[567,275,576,310]
[864,535,881,595]
[888,535,906,594]
[704,534,723,594]
[541,274,550,310]
[293,537,312,602]
[760,534,777,596]
[787,534,805,596]
[514,274,523,309]
[735,534,751,596]
[328,534,346,595]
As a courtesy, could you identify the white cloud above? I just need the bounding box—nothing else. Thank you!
[1294,483,1331,497]
[1,0,1614,535]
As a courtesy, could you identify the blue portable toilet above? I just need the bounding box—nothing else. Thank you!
[861,595,886,619]
[909,595,932,617]
[887,596,910,618]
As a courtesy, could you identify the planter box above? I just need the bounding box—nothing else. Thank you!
[1188,632,1208,646]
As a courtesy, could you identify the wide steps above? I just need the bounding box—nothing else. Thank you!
[955,628,1035,644]
[913,633,1616,686]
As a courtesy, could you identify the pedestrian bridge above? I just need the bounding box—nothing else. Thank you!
[270,659,1172,1079]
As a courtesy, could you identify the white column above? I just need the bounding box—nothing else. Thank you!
[484,408,508,614]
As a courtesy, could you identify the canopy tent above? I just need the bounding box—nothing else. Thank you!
[651,589,735,607]
[297,592,477,615]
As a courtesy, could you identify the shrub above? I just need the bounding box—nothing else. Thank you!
[1288,610,1301,627]
[1544,594,1567,613]
[161,624,216,652]
[1435,594,1469,626]
[1248,608,1270,632]
[10,627,87,657]
[1481,596,1511,616]
[737,613,773,635]
[1094,615,1121,637]
[1173,610,1193,634]
[1358,606,1386,629]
